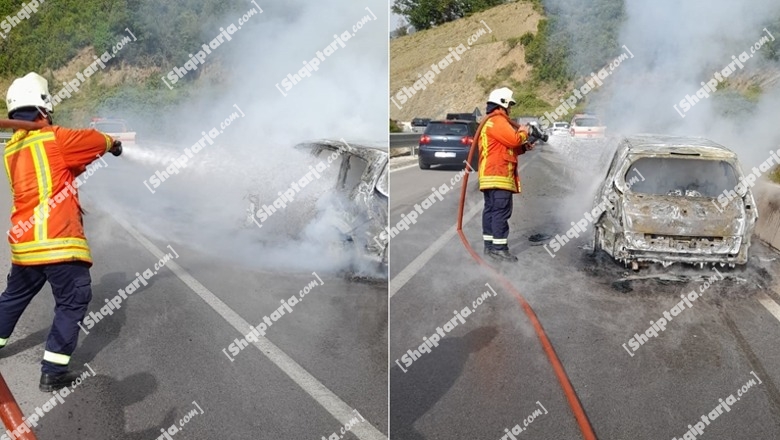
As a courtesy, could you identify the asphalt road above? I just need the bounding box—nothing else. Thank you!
[389,135,780,440]
[0,145,387,439]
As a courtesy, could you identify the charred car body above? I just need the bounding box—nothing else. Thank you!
[245,140,388,275]
[593,135,757,269]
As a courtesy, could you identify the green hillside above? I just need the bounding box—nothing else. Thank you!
[391,0,780,120]
[0,0,249,131]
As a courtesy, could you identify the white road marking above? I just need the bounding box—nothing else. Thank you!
[389,202,481,298]
[390,162,418,173]
[389,161,532,298]
[109,214,387,440]
[757,293,780,323]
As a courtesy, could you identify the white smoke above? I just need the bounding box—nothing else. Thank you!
[595,0,780,166]
[82,0,388,276]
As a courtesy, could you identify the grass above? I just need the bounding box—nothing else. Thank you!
[744,84,763,102]
[770,166,780,184]
[476,63,518,93]
[476,63,559,117]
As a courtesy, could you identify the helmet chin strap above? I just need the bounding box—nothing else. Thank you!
[36,107,52,124]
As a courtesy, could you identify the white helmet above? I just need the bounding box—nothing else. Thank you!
[6,72,53,115]
[487,87,516,109]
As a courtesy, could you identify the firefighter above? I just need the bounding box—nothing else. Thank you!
[478,87,535,262]
[0,72,121,391]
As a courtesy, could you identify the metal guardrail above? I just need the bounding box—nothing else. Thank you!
[1,132,12,147]
[390,133,419,148]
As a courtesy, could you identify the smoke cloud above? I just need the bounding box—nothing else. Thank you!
[584,0,779,166]
[82,0,388,276]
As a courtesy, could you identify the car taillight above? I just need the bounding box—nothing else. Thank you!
[420,135,430,144]
[461,136,473,145]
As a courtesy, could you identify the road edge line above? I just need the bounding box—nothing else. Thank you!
[109,213,387,440]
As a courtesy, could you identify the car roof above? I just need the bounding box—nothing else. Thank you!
[295,139,387,161]
[429,119,473,124]
[622,134,738,159]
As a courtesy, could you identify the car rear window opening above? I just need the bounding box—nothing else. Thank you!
[625,157,739,199]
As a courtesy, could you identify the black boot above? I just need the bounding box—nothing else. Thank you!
[487,249,518,262]
[40,370,83,392]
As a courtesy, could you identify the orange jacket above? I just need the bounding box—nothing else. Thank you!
[478,110,529,193]
[4,126,113,266]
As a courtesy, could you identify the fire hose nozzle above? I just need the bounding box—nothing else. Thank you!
[110,140,122,157]
[528,124,548,143]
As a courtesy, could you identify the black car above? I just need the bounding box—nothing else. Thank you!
[411,117,431,133]
[418,120,478,170]
[445,113,478,122]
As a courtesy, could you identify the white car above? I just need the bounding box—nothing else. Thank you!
[89,118,136,144]
[550,122,570,136]
[570,114,605,139]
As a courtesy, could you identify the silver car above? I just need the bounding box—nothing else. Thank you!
[246,140,388,275]
[593,135,757,269]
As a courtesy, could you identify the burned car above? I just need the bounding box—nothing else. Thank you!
[245,140,388,276]
[593,135,757,269]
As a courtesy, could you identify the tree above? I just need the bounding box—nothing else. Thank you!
[395,17,410,37]
[391,0,506,31]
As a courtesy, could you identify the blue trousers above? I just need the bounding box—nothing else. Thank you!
[482,189,513,251]
[0,262,92,374]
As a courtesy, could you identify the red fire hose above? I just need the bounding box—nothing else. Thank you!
[457,120,598,440]
[0,120,48,131]
[0,373,36,440]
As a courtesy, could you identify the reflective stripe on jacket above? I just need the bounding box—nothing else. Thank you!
[4,126,113,266]
[477,110,528,193]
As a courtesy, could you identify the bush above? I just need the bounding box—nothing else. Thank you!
[521,19,571,86]
[519,32,534,46]
[770,166,780,184]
